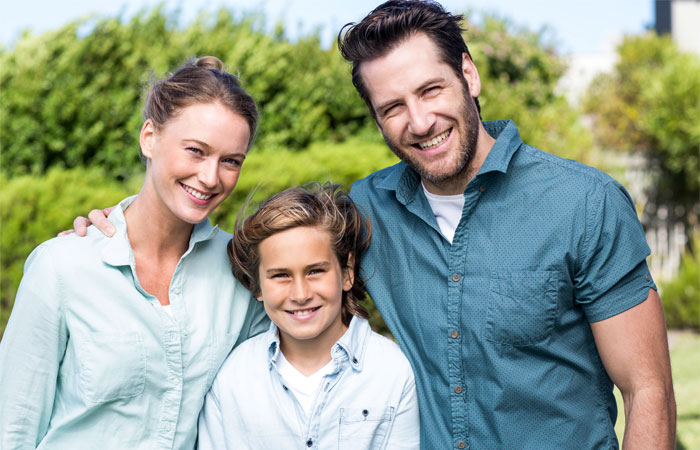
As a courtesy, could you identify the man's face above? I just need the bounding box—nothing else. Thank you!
[359,33,481,194]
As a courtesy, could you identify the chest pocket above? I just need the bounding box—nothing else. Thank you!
[338,406,395,450]
[77,332,146,403]
[485,271,559,346]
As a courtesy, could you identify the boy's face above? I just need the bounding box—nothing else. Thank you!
[256,226,353,355]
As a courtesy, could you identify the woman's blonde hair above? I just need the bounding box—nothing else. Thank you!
[228,182,371,325]
[144,56,258,149]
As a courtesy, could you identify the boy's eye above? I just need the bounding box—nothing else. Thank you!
[271,273,289,279]
[308,268,325,275]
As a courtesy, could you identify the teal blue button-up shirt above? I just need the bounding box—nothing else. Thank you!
[350,120,656,450]
[0,196,268,450]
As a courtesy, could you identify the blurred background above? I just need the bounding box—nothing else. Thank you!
[1,0,698,446]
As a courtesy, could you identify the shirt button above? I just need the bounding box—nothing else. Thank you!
[306,439,313,447]
[455,385,463,394]
[173,377,180,385]
[458,441,467,449]
[450,330,459,339]
[452,273,460,282]
[479,185,486,192]
[645,275,650,281]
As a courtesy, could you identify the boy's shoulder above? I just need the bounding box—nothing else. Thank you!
[216,330,272,381]
[363,329,414,380]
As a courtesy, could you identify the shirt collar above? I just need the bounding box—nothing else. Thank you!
[377,119,523,202]
[266,316,371,372]
[100,195,219,267]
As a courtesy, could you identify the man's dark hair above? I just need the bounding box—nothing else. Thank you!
[337,0,480,119]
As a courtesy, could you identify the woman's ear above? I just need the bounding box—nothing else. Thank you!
[140,119,156,159]
[343,253,355,292]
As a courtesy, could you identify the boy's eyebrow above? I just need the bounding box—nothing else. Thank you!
[263,261,332,274]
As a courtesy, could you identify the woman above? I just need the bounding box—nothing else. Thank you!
[198,183,420,449]
[0,56,267,449]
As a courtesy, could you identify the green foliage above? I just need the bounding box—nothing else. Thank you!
[0,167,139,335]
[468,15,594,163]
[584,34,700,222]
[660,237,700,330]
[0,7,373,178]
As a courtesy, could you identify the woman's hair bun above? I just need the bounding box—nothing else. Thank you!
[194,56,224,72]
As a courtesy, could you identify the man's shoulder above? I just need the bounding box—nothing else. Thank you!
[516,144,618,188]
[351,162,405,194]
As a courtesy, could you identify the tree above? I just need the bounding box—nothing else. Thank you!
[584,33,700,235]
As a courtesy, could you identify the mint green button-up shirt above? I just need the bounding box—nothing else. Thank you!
[0,196,268,450]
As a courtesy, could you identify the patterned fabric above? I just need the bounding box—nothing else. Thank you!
[0,196,268,450]
[350,120,656,450]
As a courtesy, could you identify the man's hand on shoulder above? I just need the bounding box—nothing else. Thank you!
[56,207,116,238]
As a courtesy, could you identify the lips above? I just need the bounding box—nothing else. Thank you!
[180,183,216,204]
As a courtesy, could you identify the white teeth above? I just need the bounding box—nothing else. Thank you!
[183,185,213,200]
[418,130,450,150]
[289,308,317,316]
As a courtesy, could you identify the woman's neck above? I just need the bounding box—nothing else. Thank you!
[124,188,192,260]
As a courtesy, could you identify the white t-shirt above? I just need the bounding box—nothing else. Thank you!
[422,182,465,243]
[277,351,335,417]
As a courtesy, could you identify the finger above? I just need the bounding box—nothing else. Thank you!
[57,230,76,237]
[87,209,115,237]
[72,216,90,237]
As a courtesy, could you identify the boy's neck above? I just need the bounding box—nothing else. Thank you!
[279,322,348,377]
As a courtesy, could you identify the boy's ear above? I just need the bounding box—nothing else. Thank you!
[255,290,263,302]
[343,253,355,292]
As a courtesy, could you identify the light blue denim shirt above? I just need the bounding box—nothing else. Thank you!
[0,196,268,450]
[198,316,420,450]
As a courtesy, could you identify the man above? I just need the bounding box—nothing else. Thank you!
[337,1,675,449]
[75,1,675,448]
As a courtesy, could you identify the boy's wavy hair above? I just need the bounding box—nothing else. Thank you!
[228,182,371,326]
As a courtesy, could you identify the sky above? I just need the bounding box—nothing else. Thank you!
[1,0,654,55]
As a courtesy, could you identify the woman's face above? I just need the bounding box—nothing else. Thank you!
[140,102,250,225]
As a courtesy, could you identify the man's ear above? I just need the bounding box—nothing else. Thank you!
[461,53,481,98]
[343,253,355,292]
[140,119,156,159]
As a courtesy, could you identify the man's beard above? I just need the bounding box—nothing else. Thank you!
[382,88,480,186]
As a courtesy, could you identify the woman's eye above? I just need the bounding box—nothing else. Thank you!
[186,147,203,155]
[222,157,242,167]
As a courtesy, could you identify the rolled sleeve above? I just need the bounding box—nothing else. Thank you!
[574,181,656,322]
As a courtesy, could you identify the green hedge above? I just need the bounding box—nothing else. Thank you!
[1,7,595,180]
[0,139,397,336]
[661,237,700,330]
